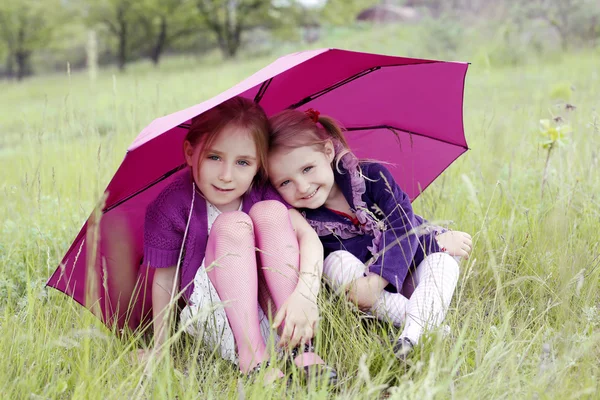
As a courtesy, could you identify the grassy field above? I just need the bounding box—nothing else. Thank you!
[1,24,599,399]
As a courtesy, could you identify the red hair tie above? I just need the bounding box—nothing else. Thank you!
[305,108,320,123]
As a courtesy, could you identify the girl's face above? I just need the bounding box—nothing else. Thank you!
[184,124,259,212]
[268,140,336,209]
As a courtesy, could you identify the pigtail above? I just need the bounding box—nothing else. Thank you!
[316,115,354,173]
[317,115,350,149]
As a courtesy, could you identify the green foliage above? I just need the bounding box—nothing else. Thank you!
[196,0,285,58]
[538,119,571,149]
[75,0,146,70]
[1,0,599,77]
[417,15,465,59]
[480,19,541,67]
[515,0,600,49]
[136,0,204,64]
[317,0,379,25]
[0,0,71,78]
[75,0,204,68]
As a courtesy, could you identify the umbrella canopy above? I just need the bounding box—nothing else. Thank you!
[47,48,469,332]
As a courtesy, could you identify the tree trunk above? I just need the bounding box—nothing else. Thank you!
[198,0,245,59]
[86,29,98,83]
[220,25,241,58]
[587,15,598,46]
[118,29,127,70]
[229,27,241,58]
[15,25,30,81]
[215,28,237,59]
[15,50,31,81]
[117,15,127,71]
[220,38,240,58]
[5,54,14,79]
[151,17,168,66]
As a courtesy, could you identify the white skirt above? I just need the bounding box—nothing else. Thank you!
[179,261,275,365]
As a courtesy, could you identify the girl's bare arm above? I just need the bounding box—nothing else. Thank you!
[151,266,178,350]
[289,208,323,300]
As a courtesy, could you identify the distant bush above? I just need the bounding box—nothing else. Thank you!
[418,16,465,59]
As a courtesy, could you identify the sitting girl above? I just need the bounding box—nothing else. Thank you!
[143,97,336,383]
[267,109,472,359]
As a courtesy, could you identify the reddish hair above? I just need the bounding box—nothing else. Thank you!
[268,109,351,170]
[185,96,269,185]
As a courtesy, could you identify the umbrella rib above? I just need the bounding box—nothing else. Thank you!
[345,125,468,149]
[288,67,380,109]
[254,78,272,103]
[103,164,187,213]
[102,122,193,212]
[287,60,438,110]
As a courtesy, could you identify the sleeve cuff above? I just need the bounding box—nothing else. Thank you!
[143,246,181,268]
[430,228,449,254]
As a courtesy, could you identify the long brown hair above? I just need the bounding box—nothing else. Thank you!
[268,109,352,171]
[185,96,269,185]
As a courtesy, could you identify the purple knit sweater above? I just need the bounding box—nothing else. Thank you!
[143,168,284,300]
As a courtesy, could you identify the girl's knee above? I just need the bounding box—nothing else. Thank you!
[249,200,288,222]
[212,211,254,239]
[323,251,365,287]
[323,251,356,271]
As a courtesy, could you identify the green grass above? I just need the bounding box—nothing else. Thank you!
[1,24,599,399]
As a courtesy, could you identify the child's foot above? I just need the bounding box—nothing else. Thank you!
[393,337,414,361]
[291,343,338,386]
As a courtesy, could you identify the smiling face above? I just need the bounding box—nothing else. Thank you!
[184,124,259,212]
[268,141,337,209]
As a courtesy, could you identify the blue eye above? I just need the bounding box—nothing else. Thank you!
[237,160,250,166]
[280,180,290,187]
[303,166,313,173]
[208,155,220,161]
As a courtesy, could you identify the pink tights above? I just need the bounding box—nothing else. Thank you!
[205,201,316,373]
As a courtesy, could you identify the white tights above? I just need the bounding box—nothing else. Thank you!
[323,251,460,344]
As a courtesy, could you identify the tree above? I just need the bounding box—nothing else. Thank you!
[196,0,279,58]
[138,0,202,65]
[79,0,143,71]
[0,40,9,77]
[0,0,66,80]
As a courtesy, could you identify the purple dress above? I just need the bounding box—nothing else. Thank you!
[301,155,444,292]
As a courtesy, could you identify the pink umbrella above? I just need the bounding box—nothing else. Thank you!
[47,48,469,332]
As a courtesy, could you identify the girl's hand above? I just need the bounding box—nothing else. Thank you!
[436,231,472,258]
[346,275,386,311]
[272,290,319,349]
